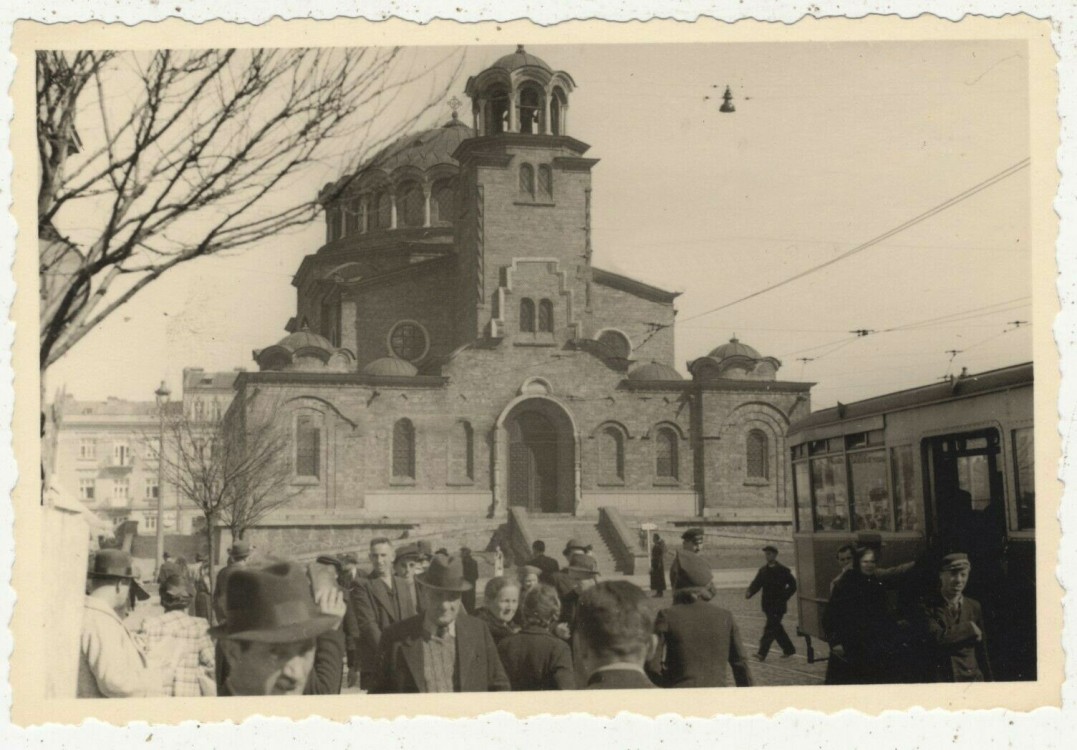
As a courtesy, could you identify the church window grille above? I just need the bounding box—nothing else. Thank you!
[519,164,535,199]
[537,165,553,198]
[747,429,769,479]
[655,427,679,480]
[597,330,631,359]
[519,298,535,332]
[431,178,455,224]
[450,421,474,483]
[538,299,554,333]
[327,205,341,241]
[370,190,391,230]
[389,321,428,362]
[296,415,320,478]
[345,197,361,235]
[398,182,424,228]
[599,426,625,483]
[393,419,416,480]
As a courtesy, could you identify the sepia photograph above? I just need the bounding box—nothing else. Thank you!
[9,15,1061,724]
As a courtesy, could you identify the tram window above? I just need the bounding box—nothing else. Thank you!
[793,461,812,532]
[890,445,922,532]
[1012,427,1035,530]
[849,450,892,531]
[810,455,849,531]
[809,440,828,456]
[845,433,868,450]
[868,429,885,445]
[956,454,992,511]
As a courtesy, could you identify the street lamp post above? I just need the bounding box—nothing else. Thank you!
[154,380,171,575]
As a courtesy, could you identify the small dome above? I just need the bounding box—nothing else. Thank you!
[491,45,553,74]
[627,362,684,381]
[276,330,334,354]
[364,118,474,174]
[707,336,761,361]
[361,357,419,377]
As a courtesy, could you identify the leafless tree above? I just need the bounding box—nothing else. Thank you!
[156,394,298,581]
[38,47,463,370]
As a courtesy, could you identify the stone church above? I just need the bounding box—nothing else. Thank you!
[229,47,813,550]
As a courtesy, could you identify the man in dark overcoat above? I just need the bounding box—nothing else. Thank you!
[920,553,992,681]
[745,544,798,660]
[649,551,753,688]
[370,553,510,693]
[526,540,560,584]
[669,528,704,591]
[352,539,420,690]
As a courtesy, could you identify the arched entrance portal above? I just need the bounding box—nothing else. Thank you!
[502,398,576,514]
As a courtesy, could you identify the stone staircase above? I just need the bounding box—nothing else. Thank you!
[522,515,621,575]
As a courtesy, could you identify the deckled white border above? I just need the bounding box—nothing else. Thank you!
[0,1,1072,747]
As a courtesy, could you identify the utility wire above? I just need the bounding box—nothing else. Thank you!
[679,157,1031,324]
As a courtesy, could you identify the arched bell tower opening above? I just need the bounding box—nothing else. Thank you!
[466,45,576,137]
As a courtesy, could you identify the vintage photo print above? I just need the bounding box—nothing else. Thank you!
[7,14,1061,724]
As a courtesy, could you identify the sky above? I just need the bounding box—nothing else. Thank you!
[44,40,1033,410]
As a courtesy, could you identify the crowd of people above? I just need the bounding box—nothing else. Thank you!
[77,525,992,698]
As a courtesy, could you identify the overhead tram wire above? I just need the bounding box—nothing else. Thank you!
[678,157,1031,325]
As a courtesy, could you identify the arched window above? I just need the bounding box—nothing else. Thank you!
[296,414,321,479]
[397,181,424,227]
[370,190,391,230]
[538,299,554,333]
[519,298,535,332]
[431,178,455,225]
[344,197,361,235]
[537,164,552,198]
[518,86,543,134]
[655,427,679,480]
[519,164,535,199]
[747,429,769,479]
[392,418,415,480]
[326,205,341,241]
[486,86,509,135]
[450,421,474,483]
[550,89,565,135]
[599,426,625,483]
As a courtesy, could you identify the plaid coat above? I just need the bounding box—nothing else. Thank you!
[138,610,215,696]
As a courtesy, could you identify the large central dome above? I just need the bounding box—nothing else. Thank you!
[364,115,474,174]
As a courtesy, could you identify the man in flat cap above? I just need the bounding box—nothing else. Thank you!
[669,528,704,592]
[371,553,509,693]
[212,560,346,696]
[352,538,420,690]
[138,574,216,696]
[920,553,992,681]
[649,551,752,688]
[745,544,798,661]
[79,549,163,698]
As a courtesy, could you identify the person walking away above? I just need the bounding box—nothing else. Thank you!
[157,552,180,586]
[527,540,560,584]
[211,561,345,695]
[649,551,752,688]
[79,550,164,698]
[460,547,480,613]
[475,576,521,645]
[920,553,992,682]
[138,574,216,696]
[650,534,667,598]
[497,584,575,690]
[576,581,658,689]
[371,553,509,693]
[745,545,797,661]
[669,528,704,591]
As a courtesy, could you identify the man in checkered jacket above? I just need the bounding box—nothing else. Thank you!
[138,575,216,696]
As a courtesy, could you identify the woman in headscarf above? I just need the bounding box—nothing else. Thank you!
[475,575,521,645]
[497,584,576,690]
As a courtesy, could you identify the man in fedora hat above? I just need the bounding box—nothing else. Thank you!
[746,544,798,661]
[576,581,658,689]
[648,551,752,688]
[669,528,704,592]
[371,553,509,693]
[352,539,420,689]
[920,553,992,681]
[212,560,346,696]
[549,538,593,601]
[79,549,163,698]
[138,574,216,696]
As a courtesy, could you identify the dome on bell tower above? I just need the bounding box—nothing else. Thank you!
[464,45,576,137]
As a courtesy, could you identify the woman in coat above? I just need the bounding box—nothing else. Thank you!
[650,535,667,598]
[475,575,520,645]
[497,584,576,690]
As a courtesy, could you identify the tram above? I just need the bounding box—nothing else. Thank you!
[787,362,1036,681]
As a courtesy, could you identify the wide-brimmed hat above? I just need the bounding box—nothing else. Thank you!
[567,553,600,577]
[209,561,340,643]
[674,551,713,589]
[416,554,472,593]
[316,554,343,571]
[940,552,971,572]
[88,549,149,601]
[681,528,705,543]
[394,543,421,562]
[563,538,592,555]
[159,574,194,609]
[229,540,252,559]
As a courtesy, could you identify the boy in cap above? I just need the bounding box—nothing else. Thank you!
[212,560,346,695]
[649,551,752,687]
[920,553,992,681]
[79,549,163,698]
[138,574,216,696]
[669,528,704,591]
[371,553,509,693]
[576,580,657,689]
[745,545,798,660]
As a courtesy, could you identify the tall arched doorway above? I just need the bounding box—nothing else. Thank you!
[501,397,577,514]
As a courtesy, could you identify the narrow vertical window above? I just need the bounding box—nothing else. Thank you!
[519,164,535,199]
[393,418,416,480]
[519,298,535,332]
[655,428,679,480]
[450,421,474,483]
[746,429,769,479]
[296,415,320,478]
[538,299,554,333]
[538,164,552,198]
[600,426,625,483]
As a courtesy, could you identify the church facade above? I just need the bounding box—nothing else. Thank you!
[228,47,813,533]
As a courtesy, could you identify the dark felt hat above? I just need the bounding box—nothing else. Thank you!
[338,552,359,565]
[416,540,434,560]
[762,544,779,554]
[209,561,340,642]
[563,538,592,555]
[567,552,600,577]
[88,549,149,601]
[316,554,343,571]
[394,543,421,562]
[416,553,472,593]
[673,551,713,589]
[229,540,252,559]
[682,528,705,542]
[940,552,971,572]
